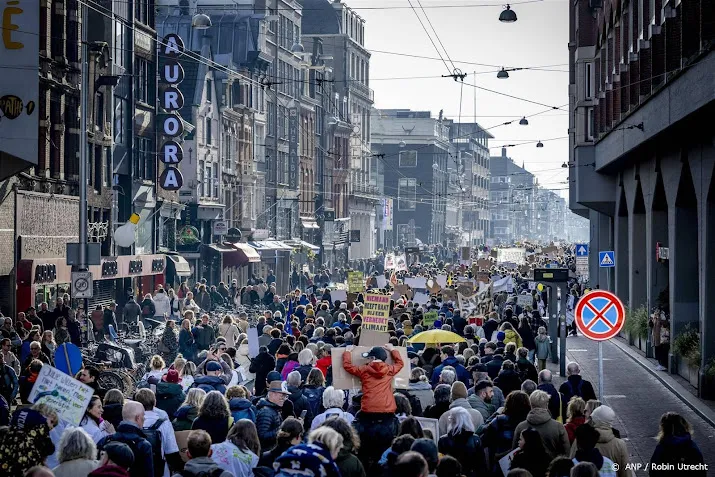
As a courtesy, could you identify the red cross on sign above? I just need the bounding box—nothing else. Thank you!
[574,290,625,341]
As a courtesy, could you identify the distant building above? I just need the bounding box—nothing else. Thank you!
[489,148,535,244]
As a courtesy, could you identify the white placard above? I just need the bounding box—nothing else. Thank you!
[331,289,348,302]
[412,292,430,305]
[497,248,526,265]
[247,327,259,358]
[517,295,532,307]
[436,275,448,288]
[375,276,387,289]
[29,365,94,426]
[405,277,427,290]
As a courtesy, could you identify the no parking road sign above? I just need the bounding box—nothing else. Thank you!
[574,290,625,341]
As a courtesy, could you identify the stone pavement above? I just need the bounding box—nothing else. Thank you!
[545,335,715,477]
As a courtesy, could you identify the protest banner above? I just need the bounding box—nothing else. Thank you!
[362,293,391,332]
[375,275,387,289]
[517,295,533,307]
[436,275,448,288]
[458,292,479,315]
[331,347,410,390]
[497,248,526,265]
[384,254,396,270]
[477,259,491,271]
[492,276,513,294]
[347,271,364,293]
[29,365,94,426]
[423,311,438,327]
[477,271,490,284]
[395,254,408,272]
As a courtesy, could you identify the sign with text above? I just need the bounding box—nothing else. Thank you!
[29,365,94,426]
[362,293,391,332]
[423,311,438,328]
[331,347,409,390]
[288,105,299,188]
[497,248,526,265]
[157,33,186,191]
[347,271,365,293]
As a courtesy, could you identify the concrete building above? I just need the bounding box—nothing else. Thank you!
[489,148,536,244]
[568,0,714,396]
[300,0,377,260]
[445,121,492,246]
[371,109,451,247]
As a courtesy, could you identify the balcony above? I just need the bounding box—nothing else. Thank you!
[348,80,374,103]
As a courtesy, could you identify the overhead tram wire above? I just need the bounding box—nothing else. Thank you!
[406,0,453,75]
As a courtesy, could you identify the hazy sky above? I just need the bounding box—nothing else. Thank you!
[350,0,569,194]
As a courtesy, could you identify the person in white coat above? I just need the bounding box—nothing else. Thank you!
[217,315,240,348]
[153,287,171,320]
[80,395,115,443]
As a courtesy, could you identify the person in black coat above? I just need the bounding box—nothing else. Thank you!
[285,371,313,422]
[250,347,276,397]
[493,361,522,398]
[510,428,552,477]
[649,412,706,477]
[438,408,487,477]
[485,351,505,380]
[255,381,290,450]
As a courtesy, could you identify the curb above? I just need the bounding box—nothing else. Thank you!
[610,337,715,428]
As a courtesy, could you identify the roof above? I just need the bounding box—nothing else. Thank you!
[299,0,342,35]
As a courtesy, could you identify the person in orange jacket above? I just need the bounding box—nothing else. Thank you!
[342,344,403,413]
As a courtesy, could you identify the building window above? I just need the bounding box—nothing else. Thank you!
[198,160,205,196]
[585,62,594,100]
[205,118,212,145]
[399,150,417,167]
[113,96,126,145]
[135,58,153,104]
[133,136,154,180]
[586,107,595,141]
[398,178,417,210]
[135,0,152,25]
[213,165,219,198]
[206,79,212,102]
[204,164,211,197]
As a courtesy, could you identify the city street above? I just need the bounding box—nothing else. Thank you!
[552,336,715,477]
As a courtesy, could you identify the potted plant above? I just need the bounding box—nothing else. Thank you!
[700,357,715,400]
[672,323,701,386]
[624,306,648,346]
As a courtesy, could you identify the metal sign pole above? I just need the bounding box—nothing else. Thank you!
[598,341,604,400]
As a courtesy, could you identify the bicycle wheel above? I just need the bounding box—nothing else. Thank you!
[98,370,125,394]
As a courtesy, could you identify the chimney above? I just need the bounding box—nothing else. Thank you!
[501,147,507,158]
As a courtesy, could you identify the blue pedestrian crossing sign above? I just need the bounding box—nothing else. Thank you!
[575,244,589,256]
[599,251,615,268]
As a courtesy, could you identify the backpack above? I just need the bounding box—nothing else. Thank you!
[302,387,323,417]
[143,418,167,475]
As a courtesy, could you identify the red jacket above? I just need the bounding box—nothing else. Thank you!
[342,349,403,413]
[316,356,332,378]
[565,416,586,443]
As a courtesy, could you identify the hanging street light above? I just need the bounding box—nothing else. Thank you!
[519,117,529,126]
[497,68,509,79]
[499,4,517,23]
[536,140,544,148]
[192,13,212,30]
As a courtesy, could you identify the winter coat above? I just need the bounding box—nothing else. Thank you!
[217,323,240,348]
[483,319,499,342]
[513,407,570,459]
[153,292,171,318]
[178,328,197,361]
[280,355,299,379]
[123,299,141,324]
[559,375,597,403]
[311,407,355,431]
[172,456,232,477]
[195,325,216,351]
[267,338,283,357]
[155,381,185,418]
[210,441,258,477]
[570,423,629,477]
[438,398,484,436]
[249,351,276,396]
[103,403,123,430]
[407,380,435,411]
[192,375,227,394]
[537,383,563,423]
[423,401,450,420]
[89,464,130,477]
[97,422,154,477]
[485,355,504,380]
[191,415,231,444]
[140,298,156,318]
[518,324,536,350]
[160,327,179,363]
[302,384,325,419]
[515,357,538,383]
[316,356,332,378]
[196,292,212,312]
[534,334,552,360]
[494,368,522,397]
[296,364,313,383]
[335,447,366,477]
[229,397,257,423]
[438,430,487,477]
[565,416,586,443]
[255,398,283,450]
[649,433,705,477]
[342,349,404,413]
[510,448,551,477]
[172,405,199,432]
[482,414,522,465]
[430,357,471,387]
[52,458,100,477]
[236,344,254,381]
[467,393,494,421]
[287,385,313,423]
[503,329,523,348]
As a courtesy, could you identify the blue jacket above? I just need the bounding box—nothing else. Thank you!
[0,364,19,402]
[192,375,227,394]
[229,397,256,423]
[431,356,471,387]
[98,421,155,477]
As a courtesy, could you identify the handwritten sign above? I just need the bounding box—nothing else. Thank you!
[497,248,526,265]
[362,293,391,332]
[347,271,364,293]
[29,365,94,426]
[423,311,438,328]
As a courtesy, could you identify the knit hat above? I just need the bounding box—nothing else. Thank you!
[591,405,616,426]
[163,369,180,383]
[451,381,468,400]
[206,361,222,372]
[103,441,135,469]
[267,371,282,382]
[496,331,506,341]
[411,438,439,472]
[274,441,341,477]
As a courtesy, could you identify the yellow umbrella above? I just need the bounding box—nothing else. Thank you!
[407,329,466,344]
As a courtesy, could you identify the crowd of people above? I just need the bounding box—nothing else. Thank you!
[0,246,706,477]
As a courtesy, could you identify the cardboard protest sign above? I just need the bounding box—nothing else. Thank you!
[331,289,348,302]
[458,292,479,315]
[360,329,391,347]
[497,248,526,265]
[375,275,387,289]
[347,271,365,293]
[423,311,438,328]
[517,295,533,307]
[436,275,448,288]
[542,246,558,255]
[29,365,94,426]
[519,265,531,276]
[441,288,457,302]
[395,254,408,272]
[477,271,490,284]
[347,293,358,305]
[426,278,441,294]
[331,347,410,390]
[412,291,430,305]
[415,417,439,444]
[362,293,391,332]
[477,259,491,270]
[394,284,412,299]
[404,277,427,290]
[384,254,396,270]
[247,327,260,358]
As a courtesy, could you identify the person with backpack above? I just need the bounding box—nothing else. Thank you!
[134,388,183,477]
[171,430,232,477]
[226,385,256,423]
[302,368,326,424]
[98,401,155,477]
[140,294,157,329]
[0,349,19,405]
[559,362,597,404]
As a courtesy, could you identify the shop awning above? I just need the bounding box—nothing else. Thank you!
[284,239,320,253]
[204,243,236,253]
[166,254,191,277]
[226,242,261,263]
[248,241,293,251]
[301,217,320,229]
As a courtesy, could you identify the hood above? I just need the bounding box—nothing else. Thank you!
[238,343,250,356]
[89,464,130,477]
[229,397,253,411]
[257,398,282,411]
[442,357,460,367]
[662,433,694,446]
[194,375,224,385]
[594,424,617,443]
[505,330,518,339]
[449,398,472,410]
[526,407,553,426]
[409,381,432,391]
[182,457,222,477]
[363,360,392,377]
[288,352,299,361]
[156,381,183,396]
[498,369,519,379]
[175,404,198,420]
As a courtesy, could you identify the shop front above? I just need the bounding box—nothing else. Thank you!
[16,255,167,313]
[246,241,292,294]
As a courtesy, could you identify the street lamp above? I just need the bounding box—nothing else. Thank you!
[519,117,529,126]
[399,140,407,148]
[499,4,517,23]
[291,42,305,54]
[536,140,544,148]
[497,68,509,79]
[192,13,212,30]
